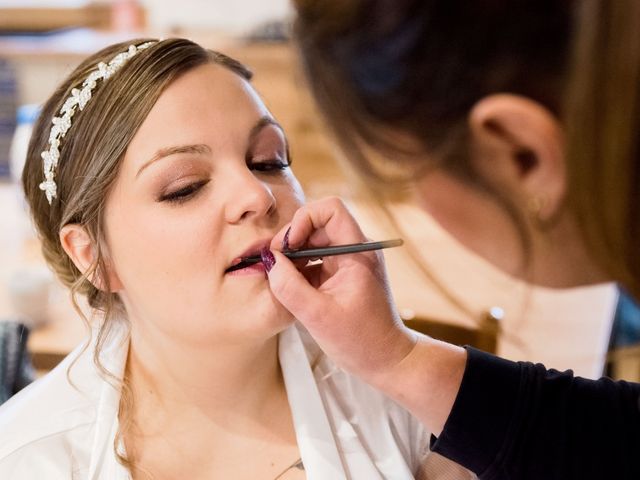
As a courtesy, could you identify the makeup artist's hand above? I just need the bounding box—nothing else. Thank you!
[265,197,467,437]
[265,197,417,382]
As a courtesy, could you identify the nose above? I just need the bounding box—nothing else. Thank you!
[224,168,276,224]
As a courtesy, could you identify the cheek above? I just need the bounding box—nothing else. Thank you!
[104,198,224,300]
[276,174,305,219]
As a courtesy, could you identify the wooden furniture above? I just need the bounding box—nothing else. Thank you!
[607,345,640,382]
[403,310,502,354]
[0,1,114,32]
[28,304,88,372]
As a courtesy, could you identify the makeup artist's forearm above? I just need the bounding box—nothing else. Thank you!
[371,337,467,437]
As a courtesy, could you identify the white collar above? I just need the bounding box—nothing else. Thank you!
[279,325,348,480]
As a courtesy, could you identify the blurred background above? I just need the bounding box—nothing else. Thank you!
[0,1,637,390]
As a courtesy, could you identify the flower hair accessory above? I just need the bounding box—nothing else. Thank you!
[39,41,157,205]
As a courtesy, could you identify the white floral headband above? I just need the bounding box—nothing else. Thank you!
[39,41,157,205]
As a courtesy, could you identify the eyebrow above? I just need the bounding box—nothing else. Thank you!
[135,115,286,179]
[136,144,211,179]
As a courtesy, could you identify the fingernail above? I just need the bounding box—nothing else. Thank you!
[261,247,276,273]
[282,226,291,251]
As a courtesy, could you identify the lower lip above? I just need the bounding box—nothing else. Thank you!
[225,262,266,276]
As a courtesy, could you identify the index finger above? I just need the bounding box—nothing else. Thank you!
[273,197,367,251]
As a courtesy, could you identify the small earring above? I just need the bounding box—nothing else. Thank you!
[527,195,547,224]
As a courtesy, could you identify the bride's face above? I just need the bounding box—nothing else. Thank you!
[104,63,304,346]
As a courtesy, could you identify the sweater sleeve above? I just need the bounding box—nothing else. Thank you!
[430,347,640,480]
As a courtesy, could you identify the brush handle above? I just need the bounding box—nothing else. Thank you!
[282,238,404,260]
[226,239,404,272]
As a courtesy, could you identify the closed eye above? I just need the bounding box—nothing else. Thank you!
[249,160,290,173]
[158,179,209,204]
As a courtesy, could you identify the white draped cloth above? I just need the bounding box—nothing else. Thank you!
[0,322,467,479]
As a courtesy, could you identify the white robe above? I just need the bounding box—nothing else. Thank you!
[0,322,441,479]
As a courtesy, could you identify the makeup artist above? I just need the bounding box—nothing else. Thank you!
[262,1,640,478]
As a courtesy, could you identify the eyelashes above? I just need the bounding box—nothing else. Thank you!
[158,179,209,204]
[248,159,290,173]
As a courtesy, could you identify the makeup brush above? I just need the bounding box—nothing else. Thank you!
[226,238,404,273]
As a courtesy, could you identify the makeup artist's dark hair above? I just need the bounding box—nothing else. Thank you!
[22,37,252,474]
[293,0,574,184]
[293,0,640,300]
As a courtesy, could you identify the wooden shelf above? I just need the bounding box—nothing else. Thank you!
[0,2,113,32]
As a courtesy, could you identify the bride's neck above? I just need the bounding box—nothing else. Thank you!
[121,324,298,477]
[126,323,285,421]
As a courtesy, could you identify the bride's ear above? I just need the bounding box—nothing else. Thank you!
[59,224,123,291]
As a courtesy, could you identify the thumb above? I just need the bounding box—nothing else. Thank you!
[265,250,325,322]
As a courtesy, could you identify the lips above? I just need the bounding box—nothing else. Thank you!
[225,238,271,273]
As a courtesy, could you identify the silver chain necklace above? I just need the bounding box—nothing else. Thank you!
[273,458,304,479]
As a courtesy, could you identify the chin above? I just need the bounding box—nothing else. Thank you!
[219,298,296,341]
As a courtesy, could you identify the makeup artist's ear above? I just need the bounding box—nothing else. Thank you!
[468,93,566,221]
[59,224,123,291]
